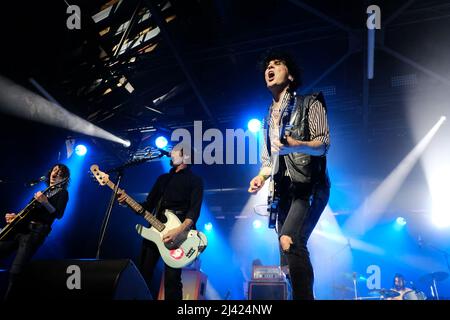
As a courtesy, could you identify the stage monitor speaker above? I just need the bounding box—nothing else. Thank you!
[248,281,287,300]
[9,259,152,300]
[158,269,207,300]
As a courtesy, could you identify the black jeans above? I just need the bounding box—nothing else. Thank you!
[0,223,50,299]
[139,238,183,300]
[277,177,330,300]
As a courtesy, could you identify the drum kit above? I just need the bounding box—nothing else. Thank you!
[417,271,449,300]
[346,271,448,300]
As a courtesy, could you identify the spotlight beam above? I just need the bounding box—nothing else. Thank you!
[346,117,446,234]
[313,230,385,255]
[0,76,130,147]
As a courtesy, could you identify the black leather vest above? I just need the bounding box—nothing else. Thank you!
[268,92,330,187]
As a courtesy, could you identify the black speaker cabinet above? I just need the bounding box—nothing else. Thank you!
[248,281,287,300]
[9,259,152,300]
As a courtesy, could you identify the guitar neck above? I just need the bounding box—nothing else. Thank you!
[0,184,57,240]
[105,180,165,232]
[17,183,56,216]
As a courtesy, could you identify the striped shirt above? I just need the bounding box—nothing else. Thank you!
[259,92,330,177]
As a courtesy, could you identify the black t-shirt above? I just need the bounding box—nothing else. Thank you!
[29,189,69,226]
[141,167,203,225]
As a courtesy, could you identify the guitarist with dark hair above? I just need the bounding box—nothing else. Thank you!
[248,50,330,300]
[0,163,70,299]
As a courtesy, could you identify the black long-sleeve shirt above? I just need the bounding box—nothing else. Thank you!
[141,167,203,225]
[30,189,69,225]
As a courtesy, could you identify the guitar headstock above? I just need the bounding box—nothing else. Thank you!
[90,164,109,186]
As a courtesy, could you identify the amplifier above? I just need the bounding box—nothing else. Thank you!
[248,281,287,300]
[252,265,283,281]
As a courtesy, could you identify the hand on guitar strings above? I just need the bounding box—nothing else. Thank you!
[34,191,49,205]
[5,213,16,224]
[163,226,184,244]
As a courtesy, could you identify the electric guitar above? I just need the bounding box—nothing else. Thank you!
[90,164,207,269]
[0,179,67,241]
[267,91,297,228]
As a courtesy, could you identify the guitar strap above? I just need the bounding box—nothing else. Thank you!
[154,171,176,217]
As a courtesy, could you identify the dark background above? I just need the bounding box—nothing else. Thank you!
[0,0,449,299]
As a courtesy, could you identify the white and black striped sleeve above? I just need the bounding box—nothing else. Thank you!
[308,100,330,155]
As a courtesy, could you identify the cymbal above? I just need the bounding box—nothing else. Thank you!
[356,296,384,300]
[369,289,400,298]
[419,271,449,283]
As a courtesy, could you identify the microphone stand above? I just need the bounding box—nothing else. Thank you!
[95,152,166,259]
[429,246,449,300]
[352,272,358,300]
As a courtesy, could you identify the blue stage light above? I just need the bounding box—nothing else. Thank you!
[155,136,168,149]
[75,144,87,156]
[396,217,407,226]
[204,222,213,231]
[253,219,262,229]
[248,119,262,133]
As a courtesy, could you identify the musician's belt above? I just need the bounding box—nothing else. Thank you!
[29,221,49,230]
